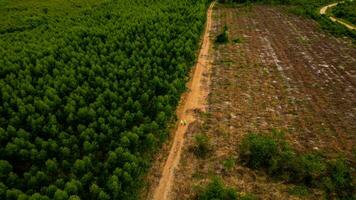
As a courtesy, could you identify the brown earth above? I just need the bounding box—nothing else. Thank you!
[170,3,356,200]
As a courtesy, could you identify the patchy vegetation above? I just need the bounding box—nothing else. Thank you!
[196,178,237,200]
[216,25,229,44]
[239,132,355,199]
[196,178,257,200]
[219,0,356,42]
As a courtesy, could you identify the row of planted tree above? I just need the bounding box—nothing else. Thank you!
[0,0,212,199]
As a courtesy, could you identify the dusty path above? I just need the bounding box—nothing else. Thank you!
[320,1,356,30]
[151,2,215,200]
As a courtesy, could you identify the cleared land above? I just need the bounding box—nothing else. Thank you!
[171,4,356,200]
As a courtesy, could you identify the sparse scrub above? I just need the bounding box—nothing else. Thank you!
[194,134,211,158]
[216,25,229,44]
[223,157,236,171]
[196,178,257,200]
[287,185,310,197]
[232,37,242,43]
[239,132,355,198]
[196,178,237,200]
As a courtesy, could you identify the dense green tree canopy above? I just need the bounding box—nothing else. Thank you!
[0,0,211,199]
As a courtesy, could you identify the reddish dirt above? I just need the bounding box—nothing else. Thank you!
[170,4,356,200]
[145,2,215,200]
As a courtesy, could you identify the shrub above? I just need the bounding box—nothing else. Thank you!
[194,134,211,158]
[223,157,236,171]
[239,133,279,169]
[216,25,229,44]
[197,178,237,200]
[323,159,354,199]
[239,132,355,198]
[287,185,310,197]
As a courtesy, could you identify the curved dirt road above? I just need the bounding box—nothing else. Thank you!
[151,1,215,200]
[320,2,356,30]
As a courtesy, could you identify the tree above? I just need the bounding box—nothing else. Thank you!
[54,189,68,200]
[45,159,58,174]
[0,160,12,179]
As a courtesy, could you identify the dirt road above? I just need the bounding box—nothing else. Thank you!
[320,2,356,30]
[151,2,215,200]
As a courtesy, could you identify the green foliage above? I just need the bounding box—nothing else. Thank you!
[54,189,68,200]
[239,133,279,169]
[322,159,355,199]
[223,157,236,171]
[238,194,258,200]
[0,0,107,33]
[0,160,12,179]
[239,132,355,198]
[0,0,212,199]
[197,178,238,200]
[196,178,257,200]
[216,25,229,44]
[194,134,211,158]
[332,0,356,25]
[287,185,309,197]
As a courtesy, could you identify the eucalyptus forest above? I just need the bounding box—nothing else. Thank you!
[0,0,211,199]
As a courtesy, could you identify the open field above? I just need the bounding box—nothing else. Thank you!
[171,3,355,199]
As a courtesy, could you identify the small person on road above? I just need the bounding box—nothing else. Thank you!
[180,120,187,126]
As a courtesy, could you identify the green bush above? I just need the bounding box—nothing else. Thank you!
[216,25,229,44]
[196,178,237,200]
[287,185,310,197]
[239,132,355,198]
[239,133,279,169]
[322,159,355,199]
[194,134,211,158]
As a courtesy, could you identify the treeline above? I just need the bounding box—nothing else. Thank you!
[0,0,211,199]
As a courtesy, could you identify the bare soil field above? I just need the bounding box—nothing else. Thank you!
[170,4,356,200]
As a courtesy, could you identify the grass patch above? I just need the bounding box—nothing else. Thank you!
[239,131,355,199]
